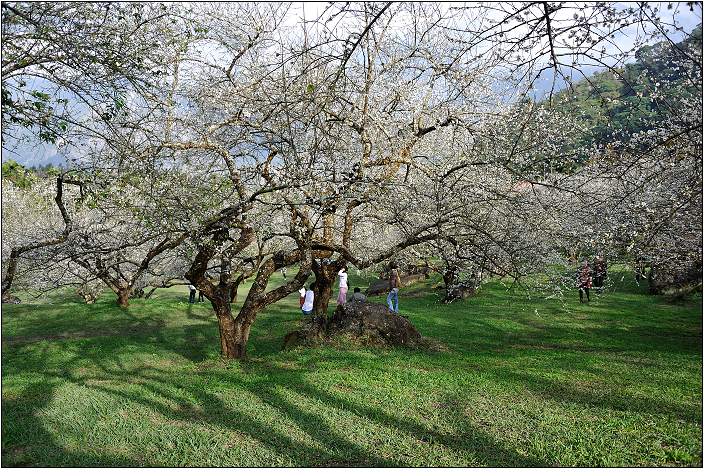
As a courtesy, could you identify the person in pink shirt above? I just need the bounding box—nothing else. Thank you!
[337,266,348,305]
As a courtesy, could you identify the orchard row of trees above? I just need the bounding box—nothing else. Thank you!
[2,2,701,359]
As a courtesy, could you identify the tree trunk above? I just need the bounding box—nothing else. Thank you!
[228,262,279,359]
[225,253,312,359]
[211,294,240,359]
[186,226,312,359]
[442,267,458,291]
[144,287,157,299]
[230,275,245,303]
[441,266,477,303]
[311,257,347,318]
[230,302,259,359]
[116,287,130,307]
[93,273,132,307]
[312,275,334,317]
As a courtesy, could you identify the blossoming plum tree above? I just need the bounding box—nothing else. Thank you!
[2,2,699,357]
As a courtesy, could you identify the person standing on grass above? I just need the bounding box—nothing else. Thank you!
[198,289,204,303]
[387,263,401,313]
[577,259,592,304]
[302,283,315,315]
[281,267,287,279]
[593,253,607,293]
[337,266,348,305]
[346,287,366,303]
[188,284,196,304]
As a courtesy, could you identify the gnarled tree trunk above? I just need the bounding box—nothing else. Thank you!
[188,232,312,359]
[116,287,131,307]
[311,256,348,318]
[228,252,311,359]
[305,256,350,343]
[229,274,248,303]
[210,290,240,359]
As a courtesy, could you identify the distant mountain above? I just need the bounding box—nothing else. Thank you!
[545,23,702,157]
[1,142,67,167]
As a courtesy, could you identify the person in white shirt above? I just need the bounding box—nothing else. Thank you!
[337,267,348,305]
[302,283,315,315]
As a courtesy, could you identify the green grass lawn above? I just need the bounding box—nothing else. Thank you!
[2,266,702,467]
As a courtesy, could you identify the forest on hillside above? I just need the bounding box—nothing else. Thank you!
[545,23,702,157]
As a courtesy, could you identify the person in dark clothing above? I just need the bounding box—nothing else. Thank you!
[592,254,607,293]
[577,259,592,304]
[386,263,401,313]
[188,284,196,304]
[347,287,366,302]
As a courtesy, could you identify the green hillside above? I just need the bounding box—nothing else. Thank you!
[547,23,702,154]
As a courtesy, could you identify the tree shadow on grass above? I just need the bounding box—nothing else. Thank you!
[490,365,702,422]
[3,287,699,466]
[461,310,703,424]
[231,362,545,467]
[2,390,144,467]
[2,331,548,467]
[1,351,148,467]
[0,321,168,346]
[2,301,220,362]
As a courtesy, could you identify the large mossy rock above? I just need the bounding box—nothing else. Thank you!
[364,279,390,297]
[329,300,422,346]
[282,300,423,350]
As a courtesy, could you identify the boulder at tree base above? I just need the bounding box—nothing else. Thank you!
[329,300,422,345]
[282,300,422,350]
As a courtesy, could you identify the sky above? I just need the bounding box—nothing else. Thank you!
[2,1,701,168]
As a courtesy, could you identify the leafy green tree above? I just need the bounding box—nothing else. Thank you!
[1,158,33,188]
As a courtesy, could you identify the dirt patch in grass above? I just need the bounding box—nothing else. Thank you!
[399,290,428,298]
[511,344,565,350]
[1,321,167,345]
